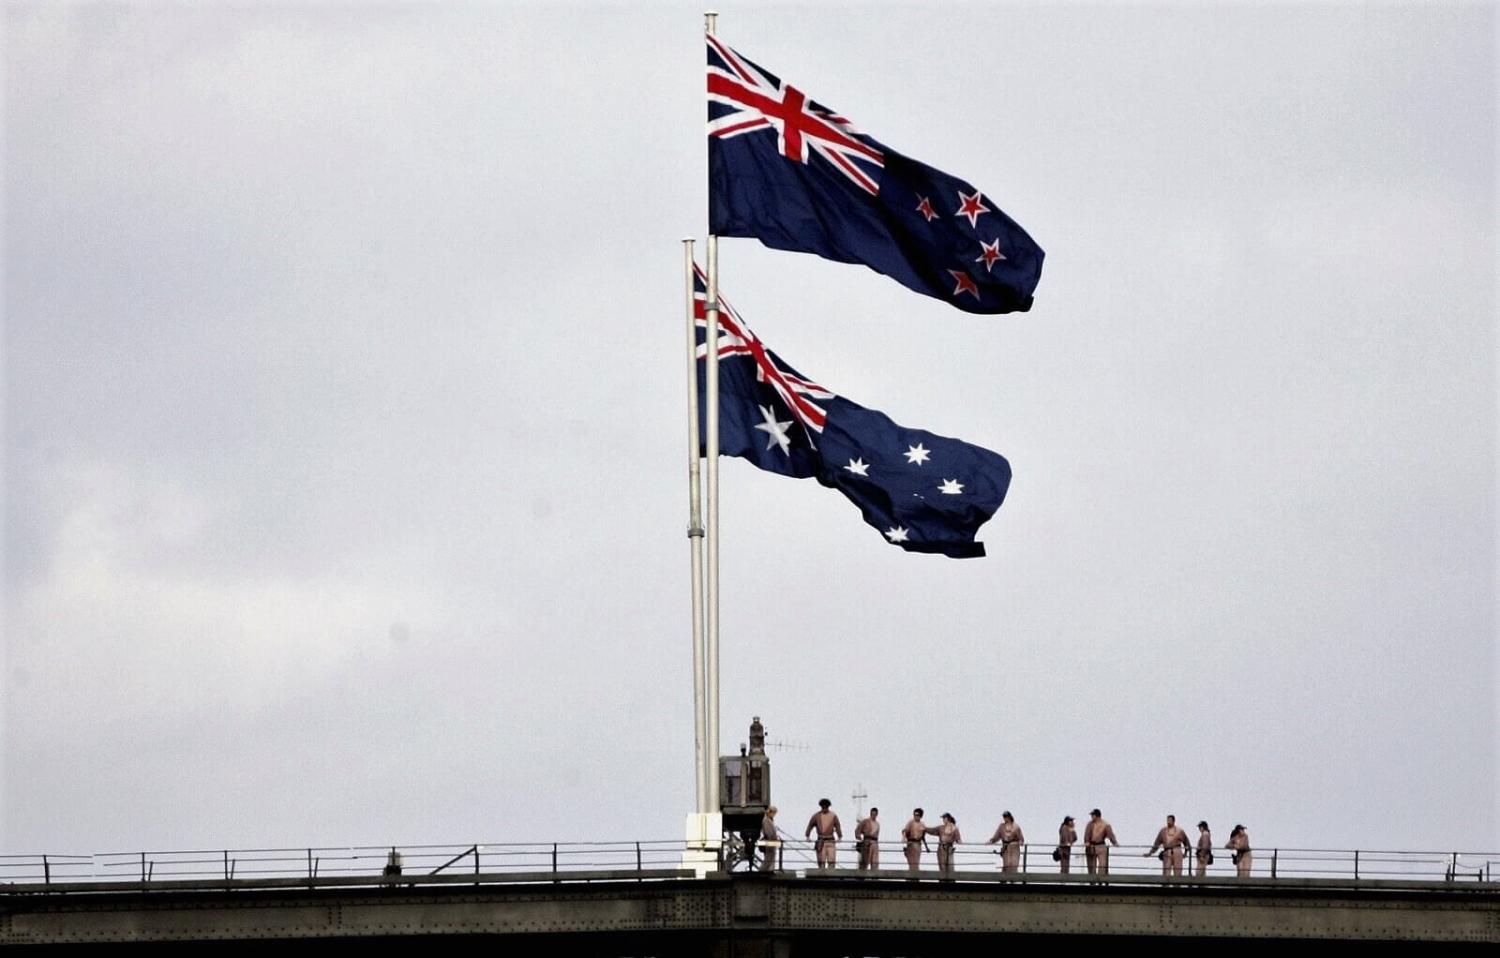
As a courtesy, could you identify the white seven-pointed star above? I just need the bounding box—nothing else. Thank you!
[939,478,964,495]
[754,404,793,454]
[904,443,930,465]
[885,526,910,543]
[844,457,870,476]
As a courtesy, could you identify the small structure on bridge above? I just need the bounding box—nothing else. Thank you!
[719,715,772,867]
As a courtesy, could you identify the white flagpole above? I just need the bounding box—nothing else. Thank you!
[682,238,707,815]
[704,234,721,814]
[703,10,722,815]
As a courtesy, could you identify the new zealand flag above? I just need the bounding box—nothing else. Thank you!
[708,35,1045,314]
[695,268,1011,557]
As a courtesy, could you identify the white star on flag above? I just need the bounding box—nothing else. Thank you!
[904,443,930,465]
[844,457,870,476]
[754,404,793,454]
[939,478,964,495]
[884,526,910,543]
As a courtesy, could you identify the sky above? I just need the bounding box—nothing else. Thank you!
[3,1,1495,862]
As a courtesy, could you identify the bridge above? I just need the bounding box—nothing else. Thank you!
[3,840,1497,952]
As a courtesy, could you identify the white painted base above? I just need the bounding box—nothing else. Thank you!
[682,812,723,877]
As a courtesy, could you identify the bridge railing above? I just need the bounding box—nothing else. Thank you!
[1,840,1496,888]
[712,837,1499,883]
[75,841,696,883]
[911,842,1499,882]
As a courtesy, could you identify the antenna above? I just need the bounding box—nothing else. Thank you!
[852,783,868,818]
[763,738,810,753]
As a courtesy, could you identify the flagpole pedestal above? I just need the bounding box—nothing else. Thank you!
[682,811,723,877]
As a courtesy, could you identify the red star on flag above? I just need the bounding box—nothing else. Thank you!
[975,238,1006,272]
[915,196,939,222]
[948,269,980,300]
[955,189,991,229]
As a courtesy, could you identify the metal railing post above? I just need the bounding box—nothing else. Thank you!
[307,849,313,880]
[474,844,480,877]
[1271,848,1277,879]
[224,849,230,881]
[42,855,50,886]
[140,852,147,882]
[636,841,643,876]
[551,842,558,879]
[1353,849,1359,880]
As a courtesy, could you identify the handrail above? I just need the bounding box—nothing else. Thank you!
[2,840,1497,887]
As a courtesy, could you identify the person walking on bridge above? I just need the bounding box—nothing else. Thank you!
[932,813,962,873]
[1146,814,1192,876]
[1195,821,1213,877]
[902,809,930,871]
[806,799,843,869]
[1056,815,1077,873]
[855,807,881,870]
[987,811,1026,873]
[1084,808,1119,876]
[1226,824,1252,877]
[758,806,780,872]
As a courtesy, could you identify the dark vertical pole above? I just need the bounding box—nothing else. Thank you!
[42,855,50,886]
[1354,849,1359,880]
[636,841,643,876]
[552,843,558,879]
[1271,848,1277,879]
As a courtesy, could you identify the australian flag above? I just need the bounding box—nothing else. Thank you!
[708,35,1044,314]
[695,268,1011,558]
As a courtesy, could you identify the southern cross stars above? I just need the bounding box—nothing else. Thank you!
[915,196,938,222]
[844,457,870,476]
[939,478,964,495]
[904,443,930,465]
[947,270,980,300]
[955,189,990,228]
[754,404,793,454]
[975,238,1006,271]
[884,526,910,543]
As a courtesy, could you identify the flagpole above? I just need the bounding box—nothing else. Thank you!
[703,9,722,815]
[704,235,721,814]
[682,238,708,815]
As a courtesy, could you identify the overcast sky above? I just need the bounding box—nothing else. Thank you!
[3,2,1495,861]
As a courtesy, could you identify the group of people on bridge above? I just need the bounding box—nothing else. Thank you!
[759,801,1254,878]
